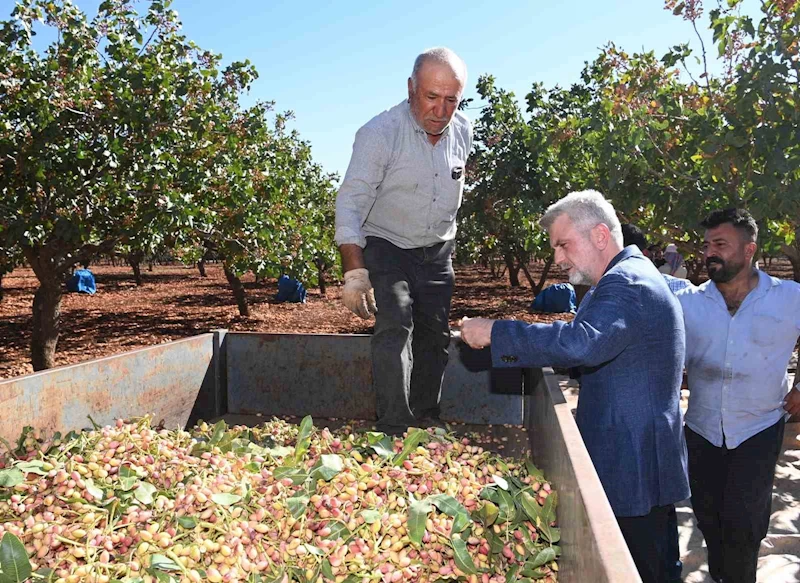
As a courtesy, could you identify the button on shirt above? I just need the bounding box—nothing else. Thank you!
[676,270,800,449]
[335,100,472,250]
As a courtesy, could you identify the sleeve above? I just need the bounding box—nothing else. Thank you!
[794,282,800,331]
[334,126,390,248]
[490,274,641,369]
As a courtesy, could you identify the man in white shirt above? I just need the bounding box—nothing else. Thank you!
[676,208,800,583]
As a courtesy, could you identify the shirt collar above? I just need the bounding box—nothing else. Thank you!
[404,99,451,139]
[699,268,777,302]
[602,245,641,276]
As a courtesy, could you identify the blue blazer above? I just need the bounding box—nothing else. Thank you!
[491,247,690,517]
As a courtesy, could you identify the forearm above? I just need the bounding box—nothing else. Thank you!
[339,244,366,273]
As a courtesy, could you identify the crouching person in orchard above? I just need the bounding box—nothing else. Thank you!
[676,208,800,583]
[461,190,690,583]
[334,48,473,435]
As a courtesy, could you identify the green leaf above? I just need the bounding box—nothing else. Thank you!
[528,547,557,569]
[208,420,227,446]
[366,432,395,458]
[84,479,104,501]
[14,460,48,476]
[407,496,434,545]
[177,516,198,529]
[294,416,314,463]
[477,500,499,527]
[286,495,309,519]
[0,533,32,583]
[266,445,293,458]
[302,544,324,556]
[450,533,478,575]
[541,491,558,524]
[133,482,157,505]
[0,470,24,489]
[260,569,285,583]
[505,564,520,582]
[496,488,517,522]
[427,494,471,533]
[310,454,343,481]
[392,428,428,466]
[540,526,560,544]
[273,466,309,485]
[211,493,242,506]
[320,560,334,580]
[323,522,351,541]
[149,554,181,572]
[360,510,381,524]
[518,492,542,523]
[119,466,137,478]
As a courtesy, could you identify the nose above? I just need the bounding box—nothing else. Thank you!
[554,248,564,265]
[433,100,448,119]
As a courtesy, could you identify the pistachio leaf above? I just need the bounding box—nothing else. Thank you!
[407,496,434,545]
[450,533,478,575]
[0,532,32,583]
[211,493,242,506]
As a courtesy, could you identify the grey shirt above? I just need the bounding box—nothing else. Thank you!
[335,100,473,249]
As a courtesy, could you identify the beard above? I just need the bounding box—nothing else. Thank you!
[566,267,594,286]
[706,256,746,283]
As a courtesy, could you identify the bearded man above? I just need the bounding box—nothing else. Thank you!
[461,189,690,583]
[676,208,800,583]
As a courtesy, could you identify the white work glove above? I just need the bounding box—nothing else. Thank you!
[343,268,378,319]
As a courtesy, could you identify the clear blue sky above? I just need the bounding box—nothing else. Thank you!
[2,0,744,179]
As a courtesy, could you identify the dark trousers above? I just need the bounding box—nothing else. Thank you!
[617,504,676,583]
[666,505,682,582]
[685,418,785,583]
[363,236,454,431]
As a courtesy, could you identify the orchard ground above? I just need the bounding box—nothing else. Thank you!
[1,258,798,582]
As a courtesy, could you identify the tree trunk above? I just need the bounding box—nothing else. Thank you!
[31,279,62,371]
[197,259,207,277]
[126,252,144,286]
[531,257,554,296]
[783,240,800,283]
[223,263,250,317]
[316,259,328,297]
[504,253,521,287]
[0,273,3,302]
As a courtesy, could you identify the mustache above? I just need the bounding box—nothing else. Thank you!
[705,257,724,267]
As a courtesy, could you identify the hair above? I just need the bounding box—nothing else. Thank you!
[410,47,467,91]
[539,190,623,247]
[700,208,758,243]
[621,223,648,250]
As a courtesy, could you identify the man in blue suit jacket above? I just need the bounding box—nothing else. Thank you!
[462,190,690,583]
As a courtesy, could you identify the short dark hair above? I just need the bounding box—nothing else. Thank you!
[621,223,648,250]
[700,208,758,243]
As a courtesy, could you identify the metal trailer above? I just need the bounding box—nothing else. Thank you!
[0,331,641,582]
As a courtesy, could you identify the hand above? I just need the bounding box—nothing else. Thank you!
[460,316,494,349]
[783,386,800,418]
[342,268,377,319]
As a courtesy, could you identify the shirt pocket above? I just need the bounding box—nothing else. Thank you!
[750,305,786,347]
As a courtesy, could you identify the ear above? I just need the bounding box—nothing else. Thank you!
[407,77,414,101]
[592,223,611,250]
[744,241,757,263]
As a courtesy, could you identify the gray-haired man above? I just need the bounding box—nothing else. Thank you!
[334,48,473,434]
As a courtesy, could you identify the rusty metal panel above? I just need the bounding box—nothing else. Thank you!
[225,333,375,419]
[524,368,641,583]
[0,335,215,443]
[224,332,523,424]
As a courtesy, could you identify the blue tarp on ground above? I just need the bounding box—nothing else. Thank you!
[67,269,96,295]
[275,275,307,303]
[530,282,576,314]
